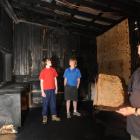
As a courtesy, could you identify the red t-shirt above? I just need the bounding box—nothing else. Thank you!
[39,67,58,90]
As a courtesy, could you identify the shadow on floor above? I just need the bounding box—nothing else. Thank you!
[0,100,130,140]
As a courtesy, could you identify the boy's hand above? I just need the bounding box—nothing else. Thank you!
[41,91,46,97]
[55,88,58,94]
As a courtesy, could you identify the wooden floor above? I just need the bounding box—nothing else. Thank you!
[0,101,130,140]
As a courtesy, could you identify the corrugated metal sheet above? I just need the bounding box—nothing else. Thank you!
[0,10,13,51]
[13,23,43,76]
[13,23,80,79]
[0,9,13,82]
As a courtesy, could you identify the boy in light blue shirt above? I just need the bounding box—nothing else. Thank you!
[63,58,81,118]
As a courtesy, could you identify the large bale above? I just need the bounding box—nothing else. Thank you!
[93,73,127,111]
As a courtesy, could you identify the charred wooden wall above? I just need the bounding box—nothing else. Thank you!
[78,35,97,97]
[0,8,13,82]
[13,23,43,80]
[13,23,81,83]
[0,9,13,51]
[79,36,97,82]
[13,22,97,93]
[96,19,131,84]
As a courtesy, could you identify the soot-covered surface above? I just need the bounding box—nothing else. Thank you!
[0,101,130,140]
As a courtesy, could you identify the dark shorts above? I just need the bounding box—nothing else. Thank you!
[64,85,78,101]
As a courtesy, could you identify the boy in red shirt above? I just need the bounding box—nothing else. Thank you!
[39,58,60,124]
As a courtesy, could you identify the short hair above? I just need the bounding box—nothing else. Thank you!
[45,58,51,61]
[43,57,52,66]
[69,57,77,66]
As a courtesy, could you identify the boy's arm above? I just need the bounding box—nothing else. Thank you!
[77,78,80,89]
[55,77,58,94]
[40,79,46,97]
[64,78,67,86]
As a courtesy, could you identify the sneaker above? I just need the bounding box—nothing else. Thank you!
[52,115,61,121]
[67,112,71,119]
[42,116,48,124]
[73,111,81,117]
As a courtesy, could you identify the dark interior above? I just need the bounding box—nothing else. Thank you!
[0,0,140,140]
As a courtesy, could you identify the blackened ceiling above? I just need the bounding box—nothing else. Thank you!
[1,0,140,35]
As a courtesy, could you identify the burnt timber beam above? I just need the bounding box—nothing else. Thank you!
[20,16,101,36]
[97,0,140,9]
[0,0,18,23]
[66,0,122,12]
[13,8,102,35]
[12,0,118,24]
[12,2,108,32]
[67,0,140,18]
[39,1,118,23]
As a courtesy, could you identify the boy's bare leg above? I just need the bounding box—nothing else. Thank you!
[73,101,81,116]
[73,101,77,112]
[66,100,71,118]
[66,100,70,113]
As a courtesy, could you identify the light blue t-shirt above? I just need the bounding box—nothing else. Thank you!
[63,68,81,86]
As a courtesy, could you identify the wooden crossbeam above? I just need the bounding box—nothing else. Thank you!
[0,0,19,23]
